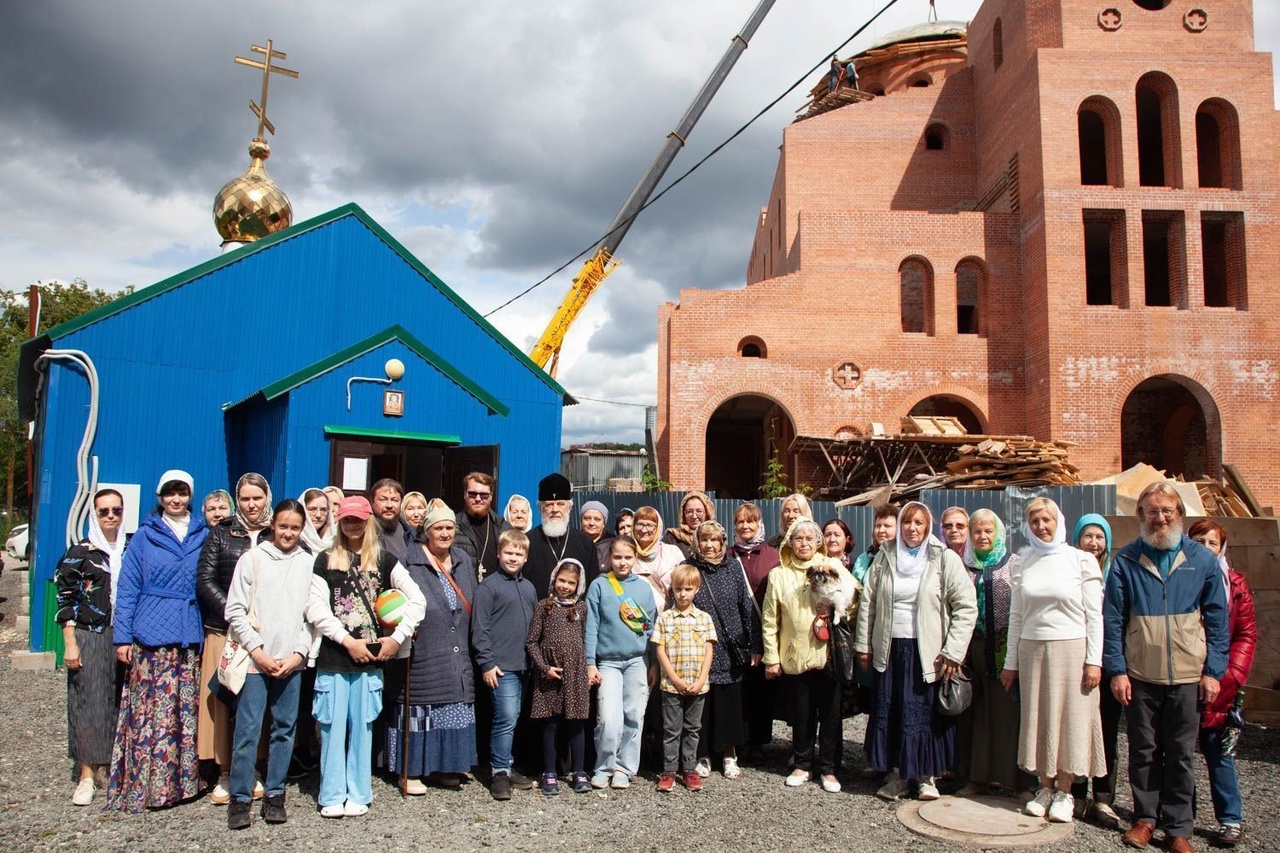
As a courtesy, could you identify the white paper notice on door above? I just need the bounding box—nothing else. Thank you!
[342,457,369,492]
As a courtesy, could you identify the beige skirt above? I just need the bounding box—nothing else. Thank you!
[1016,637,1105,778]
[197,632,232,766]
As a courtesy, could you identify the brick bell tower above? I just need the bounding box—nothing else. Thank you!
[656,0,1280,505]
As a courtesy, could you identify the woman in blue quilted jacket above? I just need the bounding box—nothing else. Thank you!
[105,470,209,813]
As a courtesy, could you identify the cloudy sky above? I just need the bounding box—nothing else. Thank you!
[3,1,1278,446]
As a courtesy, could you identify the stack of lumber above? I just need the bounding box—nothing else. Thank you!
[941,437,1082,489]
[608,478,644,493]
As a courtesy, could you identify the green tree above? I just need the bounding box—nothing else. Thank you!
[0,279,130,528]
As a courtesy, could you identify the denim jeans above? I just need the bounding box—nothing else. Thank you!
[595,657,650,777]
[1200,726,1243,826]
[231,670,301,803]
[489,670,527,775]
[313,669,383,808]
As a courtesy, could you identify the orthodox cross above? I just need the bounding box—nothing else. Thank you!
[234,39,299,138]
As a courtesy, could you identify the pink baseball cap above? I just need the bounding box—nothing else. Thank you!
[336,495,373,521]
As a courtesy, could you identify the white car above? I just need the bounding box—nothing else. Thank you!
[5,524,29,561]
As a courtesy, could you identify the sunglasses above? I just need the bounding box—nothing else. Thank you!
[466,491,492,500]
[97,507,123,518]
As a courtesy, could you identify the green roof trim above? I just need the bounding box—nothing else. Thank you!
[222,324,510,416]
[37,202,568,400]
[324,425,461,444]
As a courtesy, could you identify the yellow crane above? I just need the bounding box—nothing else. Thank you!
[527,0,779,377]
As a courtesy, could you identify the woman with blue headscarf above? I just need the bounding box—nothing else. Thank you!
[955,509,1035,798]
[1069,513,1122,829]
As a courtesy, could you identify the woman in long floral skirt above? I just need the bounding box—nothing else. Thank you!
[105,470,209,813]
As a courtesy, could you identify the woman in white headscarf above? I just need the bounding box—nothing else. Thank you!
[856,501,976,802]
[999,497,1105,824]
[54,487,130,805]
[503,494,533,533]
[300,488,335,553]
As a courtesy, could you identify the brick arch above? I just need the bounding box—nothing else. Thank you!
[899,255,935,335]
[1195,97,1242,190]
[1136,70,1183,188]
[903,384,990,434]
[701,391,801,501]
[1117,372,1223,479]
[1077,94,1125,187]
[954,256,988,336]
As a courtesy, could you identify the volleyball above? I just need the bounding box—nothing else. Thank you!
[375,589,408,627]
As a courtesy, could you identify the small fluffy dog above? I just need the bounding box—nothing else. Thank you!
[806,564,857,624]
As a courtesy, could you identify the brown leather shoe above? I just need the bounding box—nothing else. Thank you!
[1122,821,1155,849]
[1166,837,1194,853]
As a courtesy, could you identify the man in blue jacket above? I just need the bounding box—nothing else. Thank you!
[1103,482,1228,853]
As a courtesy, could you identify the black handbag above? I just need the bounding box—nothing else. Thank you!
[702,573,751,673]
[825,617,856,685]
[937,665,973,716]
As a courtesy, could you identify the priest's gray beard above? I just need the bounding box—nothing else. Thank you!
[1141,520,1182,551]
[542,518,569,538]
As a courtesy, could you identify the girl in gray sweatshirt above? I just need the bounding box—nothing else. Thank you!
[222,499,316,828]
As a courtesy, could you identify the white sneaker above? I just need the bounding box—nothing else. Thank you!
[876,771,909,801]
[319,804,344,819]
[821,774,842,793]
[917,777,940,800]
[1048,791,1074,823]
[72,778,96,806]
[785,770,811,787]
[343,799,369,817]
[722,757,741,779]
[1024,787,1053,818]
[694,758,712,778]
[610,771,630,789]
[210,775,231,805]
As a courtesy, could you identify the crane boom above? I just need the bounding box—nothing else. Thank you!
[529,0,780,377]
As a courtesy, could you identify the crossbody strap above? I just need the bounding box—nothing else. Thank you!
[442,568,472,614]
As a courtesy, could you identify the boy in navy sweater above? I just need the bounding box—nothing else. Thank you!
[472,528,539,800]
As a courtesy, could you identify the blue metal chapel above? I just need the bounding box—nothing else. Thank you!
[18,203,570,653]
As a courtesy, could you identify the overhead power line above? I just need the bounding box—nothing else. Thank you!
[483,0,902,319]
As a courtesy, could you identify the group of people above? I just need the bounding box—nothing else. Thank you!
[52,473,1254,847]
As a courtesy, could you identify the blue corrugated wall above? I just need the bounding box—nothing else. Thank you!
[28,210,562,652]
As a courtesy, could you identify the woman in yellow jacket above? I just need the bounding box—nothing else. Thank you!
[762,517,858,793]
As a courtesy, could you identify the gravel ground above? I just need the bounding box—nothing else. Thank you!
[2,555,1275,852]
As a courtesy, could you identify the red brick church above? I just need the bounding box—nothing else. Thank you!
[656,0,1279,504]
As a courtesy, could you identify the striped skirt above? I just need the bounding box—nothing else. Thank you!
[66,627,120,766]
[1016,637,1106,778]
[104,646,205,813]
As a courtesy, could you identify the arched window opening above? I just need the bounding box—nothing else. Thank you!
[1196,99,1242,190]
[1078,97,1124,187]
[899,257,935,335]
[993,19,1004,71]
[909,76,932,88]
[955,260,983,334]
[870,87,886,97]
[1078,111,1108,184]
[1132,0,1174,9]
[737,336,767,358]
[1136,73,1182,188]
[925,123,949,151]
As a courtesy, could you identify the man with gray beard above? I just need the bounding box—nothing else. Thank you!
[522,473,600,598]
[1102,481,1228,853]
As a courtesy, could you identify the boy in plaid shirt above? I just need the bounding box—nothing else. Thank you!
[652,564,717,791]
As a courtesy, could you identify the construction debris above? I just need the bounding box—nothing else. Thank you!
[791,432,1082,505]
[1090,462,1263,518]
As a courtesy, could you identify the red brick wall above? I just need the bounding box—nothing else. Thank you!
[660,0,1280,507]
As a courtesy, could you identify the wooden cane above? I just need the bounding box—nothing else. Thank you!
[399,631,416,797]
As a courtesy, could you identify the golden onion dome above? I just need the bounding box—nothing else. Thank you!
[213,137,292,244]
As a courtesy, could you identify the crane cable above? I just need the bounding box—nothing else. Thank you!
[483,0,902,319]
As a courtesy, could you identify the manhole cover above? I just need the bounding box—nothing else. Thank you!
[898,796,1074,848]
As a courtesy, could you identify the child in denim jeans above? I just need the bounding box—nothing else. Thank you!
[586,537,657,789]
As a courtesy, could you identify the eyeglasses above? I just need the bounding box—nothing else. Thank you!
[97,507,123,518]
[791,535,819,544]
[1142,508,1177,519]
[466,491,492,500]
